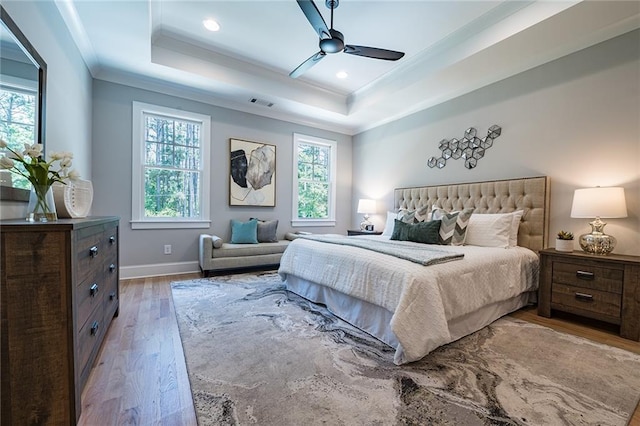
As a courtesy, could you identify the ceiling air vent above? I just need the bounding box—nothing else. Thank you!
[249,98,275,108]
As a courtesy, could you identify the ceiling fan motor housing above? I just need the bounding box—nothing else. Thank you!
[325,0,339,10]
[320,29,344,53]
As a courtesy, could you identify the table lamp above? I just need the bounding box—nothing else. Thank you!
[570,186,627,255]
[357,199,376,231]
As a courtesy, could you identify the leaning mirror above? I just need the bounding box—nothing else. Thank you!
[0,5,47,194]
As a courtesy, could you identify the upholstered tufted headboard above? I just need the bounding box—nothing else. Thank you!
[394,176,550,253]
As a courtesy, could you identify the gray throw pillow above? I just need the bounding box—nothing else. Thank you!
[431,208,474,246]
[256,219,279,242]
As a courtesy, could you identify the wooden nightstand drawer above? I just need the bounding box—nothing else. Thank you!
[551,283,621,321]
[552,261,623,294]
[538,248,640,341]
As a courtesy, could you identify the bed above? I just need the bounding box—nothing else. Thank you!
[278,176,550,365]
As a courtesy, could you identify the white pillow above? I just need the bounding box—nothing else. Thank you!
[381,211,399,237]
[509,210,524,247]
[465,213,513,248]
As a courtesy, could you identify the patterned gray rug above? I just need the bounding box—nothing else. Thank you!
[171,272,640,426]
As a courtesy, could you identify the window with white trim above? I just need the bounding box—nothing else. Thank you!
[131,102,211,229]
[292,133,336,227]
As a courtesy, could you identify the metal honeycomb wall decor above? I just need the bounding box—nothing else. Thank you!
[427,125,502,170]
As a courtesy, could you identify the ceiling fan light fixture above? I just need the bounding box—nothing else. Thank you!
[203,19,220,32]
[290,0,405,78]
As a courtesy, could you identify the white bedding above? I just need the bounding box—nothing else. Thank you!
[278,235,539,364]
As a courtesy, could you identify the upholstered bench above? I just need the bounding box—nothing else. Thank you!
[198,232,301,276]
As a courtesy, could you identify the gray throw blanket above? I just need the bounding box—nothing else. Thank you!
[301,235,464,266]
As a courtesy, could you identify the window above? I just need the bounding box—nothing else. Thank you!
[292,133,336,227]
[0,82,37,189]
[132,102,210,229]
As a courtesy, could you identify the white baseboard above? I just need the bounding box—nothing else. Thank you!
[120,261,200,279]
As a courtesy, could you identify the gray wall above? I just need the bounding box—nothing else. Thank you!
[352,30,640,256]
[91,80,352,275]
[0,1,93,218]
[2,1,92,178]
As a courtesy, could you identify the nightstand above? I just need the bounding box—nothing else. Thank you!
[538,248,640,341]
[347,229,383,236]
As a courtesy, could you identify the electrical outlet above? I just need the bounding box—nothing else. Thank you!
[164,244,172,255]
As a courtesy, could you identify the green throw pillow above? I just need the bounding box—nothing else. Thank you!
[390,219,441,244]
[230,219,258,244]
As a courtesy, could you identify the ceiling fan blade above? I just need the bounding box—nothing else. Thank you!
[289,51,326,78]
[296,0,331,39]
[344,45,405,61]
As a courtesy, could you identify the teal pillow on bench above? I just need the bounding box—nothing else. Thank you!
[230,219,258,244]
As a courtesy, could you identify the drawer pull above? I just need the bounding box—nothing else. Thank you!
[109,263,116,273]
[575,292,594,302]
[576,270,594,280]
[90,283,99,297]
[89,246,99,258]
[109,236,116,245]
[90,321,99,336]
[109,291,116,301]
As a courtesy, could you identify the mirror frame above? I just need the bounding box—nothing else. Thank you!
[0,5,47,201]
[1,5,47,148]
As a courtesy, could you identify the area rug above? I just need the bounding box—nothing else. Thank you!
[171,272,640,426]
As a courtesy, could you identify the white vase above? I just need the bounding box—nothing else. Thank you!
[555,239,574,252]
[27,184,57,222]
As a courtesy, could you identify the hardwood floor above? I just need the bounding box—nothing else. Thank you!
[79,273,200,426]
[80,273,640,425]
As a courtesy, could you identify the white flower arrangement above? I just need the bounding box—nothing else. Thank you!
[0,139,78,186]
[0,139,79,220]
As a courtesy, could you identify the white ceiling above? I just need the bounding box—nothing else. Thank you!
[55,0,640,135]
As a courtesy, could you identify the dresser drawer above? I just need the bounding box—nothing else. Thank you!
[102,226,118,264]
[103,262,119,319]
[77,305,104,373]
[551,283,622,321]
[76,275,104,330]
[552,261,623,294]
[75,232,105,285]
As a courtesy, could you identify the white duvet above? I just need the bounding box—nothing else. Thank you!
[278,235,539,364]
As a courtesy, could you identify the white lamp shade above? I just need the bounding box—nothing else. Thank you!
[570,187,627,218]
[357,199,376,214]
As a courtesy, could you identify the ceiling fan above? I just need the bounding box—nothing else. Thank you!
[290,0,405,78]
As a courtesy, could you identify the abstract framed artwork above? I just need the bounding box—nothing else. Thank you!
[229,138,276,207]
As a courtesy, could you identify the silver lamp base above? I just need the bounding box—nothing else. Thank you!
[360,214,373,231]
[578,217,616,255]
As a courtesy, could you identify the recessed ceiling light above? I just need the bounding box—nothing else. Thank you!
[203,19,220,32]
[336,71,348,79]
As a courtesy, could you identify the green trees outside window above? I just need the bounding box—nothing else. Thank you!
[143,114,202,218]
[0,86,36,189]
[297,142,330,219]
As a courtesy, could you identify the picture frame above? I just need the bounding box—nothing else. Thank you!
[229,138,276,207]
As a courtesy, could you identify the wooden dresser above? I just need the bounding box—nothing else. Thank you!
[538,248,640,341]
[1,216,120,424]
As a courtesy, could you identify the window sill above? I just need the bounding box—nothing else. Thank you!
[291,220,336,227]
[130,219,211,230]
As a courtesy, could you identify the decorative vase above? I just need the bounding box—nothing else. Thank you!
[27,184,57,222]
[555,238,574,252]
